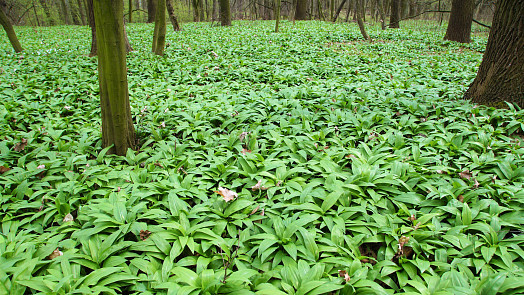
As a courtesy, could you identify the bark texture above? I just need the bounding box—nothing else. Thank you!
[0,6,23,52]
[356,0,370,41]
[87,0,97,56]
[464,0,524,108]
[444,0,475,43]
[166,0,180,31]
[294,0,307,20]
[39,0,55,25]
[332,0,347,22]
[152,0,166,55]
[389,0,400,28]
[93,0,135,155]
[274,0,281,32]
[147,0,156,22]
[219,0,231,26]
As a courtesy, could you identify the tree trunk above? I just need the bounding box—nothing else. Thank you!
[345,0,352,22]
[464,0,524,109]
[274,0,281,31]
[294,0,307,20]
[0,6,23,52]
[128,0,133,22]
[76,0,87,25]
[356,0,370,41]
[152,0,166,55]
[93,0,135,156]
[219,0,231,25]
[60,0,71,24]
[87,0,97,56]
[332,0,347,22]
[147,0,156,22]
[192,0,200,21]
[212,0,217,21]
[330,0,334,20]
[389,0,399,28]
[166,0,181,31]
[444,0,475,43]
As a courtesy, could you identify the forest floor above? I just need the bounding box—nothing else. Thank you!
[0,20,523,294]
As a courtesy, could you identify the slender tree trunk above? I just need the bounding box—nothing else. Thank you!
[147,0,156,22]
[93,0,135,156]
[76,0,87,25]
[60,0,71,24]
[219,0,231,25]
[192,0,200,21]
[464,0,523,108]
[294,0,307,20]
[212,0,217,21]
[345,0,352,22]
[444,0,475,43]
[152,0,166,55]
[274,0,281,32]
[356,0,370,41]
[0,6,23,52]
[87,0,97,56]
[129,0,133,22]
[389,0,399,28]
[166,0,181,31]
[332,0,347,22]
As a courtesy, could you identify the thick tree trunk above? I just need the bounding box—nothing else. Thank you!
[444,0,475,43]
[219,0,231,25]
[93,0,135,155]
[294,0,307,20]
[274,0,281,32]
[389,0,400,28]
[152,0,166,55]
[147,0,156,22]
[0,6,23,52]
[166,0,181,31]
[192,0,200,21]
[464,0,524,108]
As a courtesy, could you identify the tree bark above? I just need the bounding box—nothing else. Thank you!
[166,0,181,31]
[147,0,156,22]
[93,0,135,156]
[464,0,524,109]
[332,0,347,22]
[38,0,55,25]
[219,0,231,25]
[152,0,166,55]
[274,0,281,32]
[389,0,400,28]
[294,0,307,20]
[87,0,97,56]
[444,0,475,43]
[356,0,370,41]
[128,0,133,22]
[60,0,71,24]
[76,0,87,25]
[0,6,23,52]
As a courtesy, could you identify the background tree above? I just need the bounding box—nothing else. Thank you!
[219,0,231,26]
[274,0,281,32]
[0,4,22,52]
[294,0,307,20]
[152,0,166,55]
[356,0,370,41]
[166,0,181,31]
[464,0,523,108]
[93,0,135,155]
[147,0,156,22]
[389,0,400,28]
[444,0,474,43]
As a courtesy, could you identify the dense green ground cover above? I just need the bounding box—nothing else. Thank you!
[0,20,523,294]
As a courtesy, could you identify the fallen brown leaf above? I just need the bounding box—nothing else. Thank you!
[215,187,238,202]
[338,270,350,283]
[459,170,473,180]
[251,179,268,191]
[63,213,74,223]
[13,138,27,152]
[47,248,63,259]
[0,166,10,174]
[140,230,152,241]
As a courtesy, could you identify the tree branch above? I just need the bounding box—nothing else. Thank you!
[390,9,491,29]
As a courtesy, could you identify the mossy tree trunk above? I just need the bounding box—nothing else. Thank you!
[93,0,135,156]
[389,0,400,28]
[444,0,475,43]
[76,0,87,25]
[0,6,23,53]
[356,0,370,41]
[166,0,181,31]
[60,0,71,24]
[219,0,231,26]
[87,0,97,56]
[464,0,523,108]
[39,0,56,25]
[152,0,166,55]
